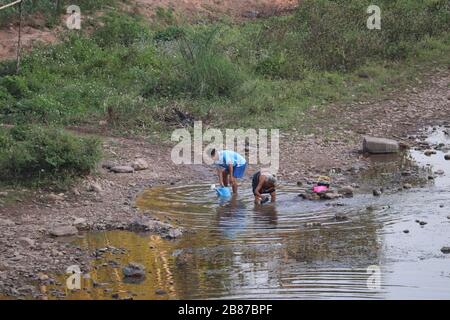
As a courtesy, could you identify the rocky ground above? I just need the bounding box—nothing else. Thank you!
[1,68,449,299]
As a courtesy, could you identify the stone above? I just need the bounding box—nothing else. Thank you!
[0,191,8,197]
[110,166,134,174]
[403,183,413,189]
[363,136,399,154]
[335,213,348,221]
[338,186,354,197]
[445,154,450,161]
[0,218,15,226]
[49,225,78,237]
[122,263,145,278]
[424,149,437,156]
[131,159,149,171]
[18,237,35,247]
[403,230,409,234]
[155,289,167,295]
[87,182,102,193]
[321,191,342,200]
[373,189,382,197]
[441,247,450,254]
[101,161,116,170]
[166,228,183,239]
[47,193,64,202]
[73,218,88,231]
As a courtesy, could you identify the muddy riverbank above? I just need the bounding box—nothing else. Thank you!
[0,70,449,299]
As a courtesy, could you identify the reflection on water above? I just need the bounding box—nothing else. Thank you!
[54,128,450,300]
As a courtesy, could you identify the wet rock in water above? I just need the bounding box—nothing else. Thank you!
[335,213,348,221]
[110,166,134,174]
[129,217,184,239]
[435,170,445,176]
[338,186,354,197]
[403,183,413,189]
[155,289,167,295]
[403,230,410,234]
[73,218,88,231]
[441,247,450,254]
[424,149,437,156]
[373,189,382,197]
[122,263,145,279]
[419,221,427,226]
[445,154,450,161]
[363,136,399,154]
[131,159,149,171]
[49,225,78,237]
[321,191,342,200]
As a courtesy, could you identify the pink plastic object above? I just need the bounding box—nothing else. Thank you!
[313,185,329,193]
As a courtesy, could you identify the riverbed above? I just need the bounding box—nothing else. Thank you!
[47,127,450,300]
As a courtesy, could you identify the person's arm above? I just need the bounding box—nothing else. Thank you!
[254,175,266,201]
[217,167,224,186]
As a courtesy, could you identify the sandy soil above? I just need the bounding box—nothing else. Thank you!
[132,0,298,19]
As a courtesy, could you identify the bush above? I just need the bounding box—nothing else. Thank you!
[0,125,102,186]
[93,12,150,47]
[145,27,246,98]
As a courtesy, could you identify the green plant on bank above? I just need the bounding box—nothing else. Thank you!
[0,125,101,188]
[0,1,448,135]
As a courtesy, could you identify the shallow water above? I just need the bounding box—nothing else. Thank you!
[54,128,450,300]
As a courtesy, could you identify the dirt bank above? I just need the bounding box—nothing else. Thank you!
[0,67,449,299]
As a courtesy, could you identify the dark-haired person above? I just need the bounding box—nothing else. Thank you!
[210,149,247,194]
[252,170,277,204]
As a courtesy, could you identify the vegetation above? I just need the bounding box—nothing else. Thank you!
[0,125,101,187]
[0,0,449,186]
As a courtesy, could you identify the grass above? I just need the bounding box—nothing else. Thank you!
[0,0,449,186]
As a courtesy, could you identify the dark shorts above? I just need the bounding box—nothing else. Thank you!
[252,171,275,195]
[224,163,247,178]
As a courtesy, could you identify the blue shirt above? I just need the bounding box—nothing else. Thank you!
[215,150,246,169]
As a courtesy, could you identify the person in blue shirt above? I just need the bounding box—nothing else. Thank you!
[210,149,247,194]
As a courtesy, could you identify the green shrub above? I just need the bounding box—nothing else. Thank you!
[0,125,102,186]
[93,12,150,47]
[0,76,30,99]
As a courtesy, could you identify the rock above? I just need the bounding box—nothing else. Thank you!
[403,230,409,234]
[435,170,445,176]
[445,154,450,161]
[363,136,399,154]
[18,237,35,247]
[419,221,427,226]
[0,191,8,197]
[320,191,342,200]
[49,225,78,237]
[110,166,134,174]
[101,161,116,170]
[338,186,354,197]
[155,289,167,295]
[0,218,15,226]
[73,218,88,231]
[87,182,102,193]
[122,263,145,278]
[335,213,348,221]
[373,189,382,197]
[166,228,183,239]
[441,247,450,254]
[47,193,64,202]
[424,149,437,156]
[403,183,412,189]
[131,159,149,171]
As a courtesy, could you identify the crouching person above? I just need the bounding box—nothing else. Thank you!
[252,170,277,204]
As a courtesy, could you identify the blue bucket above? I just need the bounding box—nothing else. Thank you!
[215,187,232,198]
